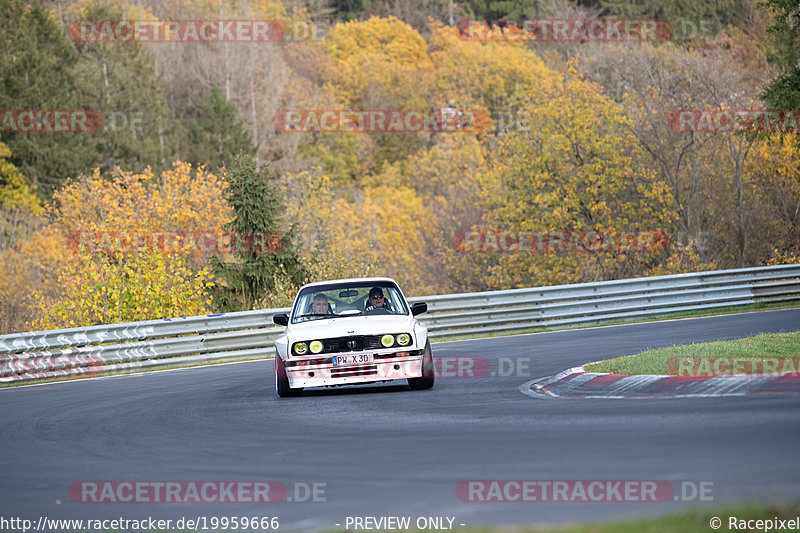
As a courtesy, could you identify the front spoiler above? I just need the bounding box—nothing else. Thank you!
[286,355,423,388]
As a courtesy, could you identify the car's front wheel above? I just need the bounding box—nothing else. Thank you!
[408,340,435,390]
[274,352,302,397]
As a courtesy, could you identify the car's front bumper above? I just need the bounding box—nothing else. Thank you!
[285,351,423,388]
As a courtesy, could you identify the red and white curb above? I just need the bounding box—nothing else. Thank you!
[527,366,800,399]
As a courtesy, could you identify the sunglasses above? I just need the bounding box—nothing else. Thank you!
[370,294,384,299]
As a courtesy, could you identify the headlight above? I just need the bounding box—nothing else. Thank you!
[309,340,323,353]
[293,342,308,355]
[381,334,395,347]
[397,333,411,346]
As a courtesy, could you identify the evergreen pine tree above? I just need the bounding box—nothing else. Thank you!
[186,86,257,170]
[212,156,306,311]
[598,0,752,37]
[73,4,180,175]
[0,0,98,196]
[759,0,800,144]
[462,0,541,18]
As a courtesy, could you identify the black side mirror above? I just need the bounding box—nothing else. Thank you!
[273,313,289,326]
[410,302,427,316]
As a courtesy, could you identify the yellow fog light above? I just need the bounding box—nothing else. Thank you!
[294,342,308,355]
[397,333,411,346]
[310,340,323,354]
[381,334,395,347]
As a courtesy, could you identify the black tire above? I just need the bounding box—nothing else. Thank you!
[274,352,302,397]
[408,340,435,390]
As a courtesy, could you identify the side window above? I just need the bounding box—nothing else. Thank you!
[386,288,405,314]
[295,293,319,319]
[299,294,310,314]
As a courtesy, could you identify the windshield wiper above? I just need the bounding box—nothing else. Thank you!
[297,313,338,319]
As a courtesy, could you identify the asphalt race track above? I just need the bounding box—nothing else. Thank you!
[2,308,800,531]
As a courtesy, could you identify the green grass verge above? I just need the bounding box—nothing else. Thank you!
[585,330,800,375]
[472,501,800,533]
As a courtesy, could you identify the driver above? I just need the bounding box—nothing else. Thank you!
[365,287,392,312]
[311,294,333,314]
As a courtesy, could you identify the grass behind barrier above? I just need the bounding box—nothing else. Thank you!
[585,331,800,375]
[436,300,800,342]
[473,501,800,533]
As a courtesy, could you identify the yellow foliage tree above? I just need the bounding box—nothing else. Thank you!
[1,139,42,252]
[0,226,65,334]
[0,162,231,333]
[0,140,41,215]
[479,64,676,289]
[427,22,560,128]
[322,16,432,110]
[317,16,436,171]
[276,169,379,306]
[288,164,435,295]
[748,134,800,261]
[34,251,213,330]
[366,136,495,294]
[54,162,230,236]
[330,183,434,295]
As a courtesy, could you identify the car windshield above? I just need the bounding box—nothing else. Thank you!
[291,281,409,323]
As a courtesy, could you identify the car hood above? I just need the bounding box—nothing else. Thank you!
[287,315,415,340]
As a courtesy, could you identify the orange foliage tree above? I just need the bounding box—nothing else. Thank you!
[748,134,800,263]
[0,162,231,333]
[479,64,676,289]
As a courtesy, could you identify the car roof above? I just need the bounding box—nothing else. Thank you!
[297,277,400,292]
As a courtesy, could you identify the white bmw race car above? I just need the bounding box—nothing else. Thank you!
[271,277,434,397]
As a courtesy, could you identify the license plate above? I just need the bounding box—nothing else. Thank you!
[332,353,373,366]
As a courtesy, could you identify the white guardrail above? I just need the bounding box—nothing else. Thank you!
[2,264,799,383]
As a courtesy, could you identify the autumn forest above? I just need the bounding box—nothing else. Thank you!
[0,0,798,333]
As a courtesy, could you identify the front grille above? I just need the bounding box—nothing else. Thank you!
[322,335,382,354]
[288,348,422,366]
[330,365,378,378]
[293,334,413,356]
